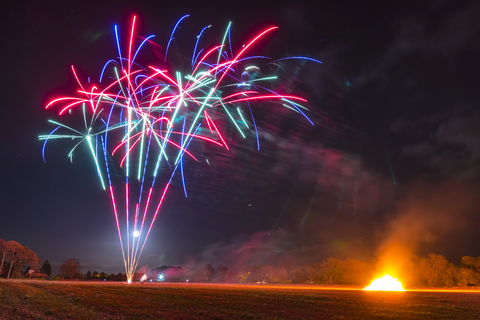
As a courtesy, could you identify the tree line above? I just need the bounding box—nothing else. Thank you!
[2,239,480,287]
[146,254,480,288]
[57,258,127,281]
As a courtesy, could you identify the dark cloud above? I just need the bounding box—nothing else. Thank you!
[399,104,480,181]
[390,119,415,134]
[354,1,480,87]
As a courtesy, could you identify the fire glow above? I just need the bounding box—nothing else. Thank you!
[363,275,406,291]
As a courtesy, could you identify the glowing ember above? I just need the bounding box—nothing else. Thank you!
[363,275,405,291]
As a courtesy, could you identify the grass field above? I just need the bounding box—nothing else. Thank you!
[1,280,480,319]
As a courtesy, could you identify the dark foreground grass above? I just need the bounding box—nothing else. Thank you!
[1,280,480,320]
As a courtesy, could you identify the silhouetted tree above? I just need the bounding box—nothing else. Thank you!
[459,256,480,286]
[86,270,92,280]
[272,267,289,283]
[304,265,318,283]
[41,260,52,277]
[461,256,480,271]
[6,241,25,278]
[0,239,10,276]
[59,259,81,279]
[115,273,126,281]
[92,270,99,279]
[256,265,277,283]
[290,266,308,284]
[246,265,268,283]
[318,258,343,284]
[24,247,39,272]
[233,266,253,283]
[341,259,373,286]
[212,265,228,282]
[99,272,107,280]
[418,254,457,287]
[204,264,215,281]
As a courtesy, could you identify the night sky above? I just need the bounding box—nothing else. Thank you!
[2,0,480,275]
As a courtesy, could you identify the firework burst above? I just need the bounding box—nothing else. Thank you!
[40,15,321,283]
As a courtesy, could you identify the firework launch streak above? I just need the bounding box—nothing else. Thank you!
[40,16,322,283]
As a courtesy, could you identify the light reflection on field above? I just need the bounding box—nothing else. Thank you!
[130,282,480,293]
[8,280,480,294]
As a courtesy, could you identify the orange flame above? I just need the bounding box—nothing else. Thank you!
[363,275,405,291]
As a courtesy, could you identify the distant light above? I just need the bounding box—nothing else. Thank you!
[159,274,164,280]
[186,279,189,282]
[133,230,139,237]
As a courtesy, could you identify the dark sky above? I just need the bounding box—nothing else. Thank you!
[2,0,480,275]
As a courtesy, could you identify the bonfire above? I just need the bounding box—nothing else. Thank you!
[363,275,405,291]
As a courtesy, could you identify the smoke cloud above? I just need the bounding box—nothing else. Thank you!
[375,181,480,284]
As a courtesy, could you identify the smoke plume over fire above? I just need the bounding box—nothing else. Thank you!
[370,181,480,289]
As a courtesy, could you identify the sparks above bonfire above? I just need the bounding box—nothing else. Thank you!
[40,15,321,284]
[363,275,406,291]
